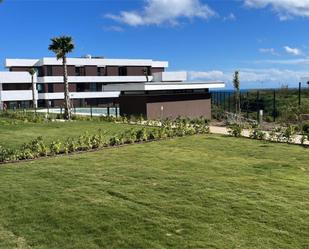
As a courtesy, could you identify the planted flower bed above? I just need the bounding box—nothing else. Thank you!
[0,117,210,164]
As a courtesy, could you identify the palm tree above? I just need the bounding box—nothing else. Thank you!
[28,68,37,110]
[233,71,241,116]
[143,67,149,82]
[48,36,74,120]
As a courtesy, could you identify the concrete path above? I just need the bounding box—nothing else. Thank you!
[209,126,309,145]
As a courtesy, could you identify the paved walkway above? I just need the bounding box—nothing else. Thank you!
[209,126,309,145]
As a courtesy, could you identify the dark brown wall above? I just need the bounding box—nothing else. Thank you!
[42,65,76,76]
[127,67,147,76]
[147,99,211,119]
[2,83,32,90]
[119,95,147,117]
[106,66,119,76]
[9,67,32,72]
[85,66,98,76]
[119,92,211,119]
[52,99,80,108]
[151,67,165,74]
[52,83,76,92]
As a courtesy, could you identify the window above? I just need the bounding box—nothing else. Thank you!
[75,67,81,76]
[48,84,53,93]
[119,67,127,76]
[75,67,85,76]
[97,67,104,76]
[89,83,97,92]
[47,66,53,76]
[37,84,44,93]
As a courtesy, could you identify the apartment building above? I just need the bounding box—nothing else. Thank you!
[0,56,224,119]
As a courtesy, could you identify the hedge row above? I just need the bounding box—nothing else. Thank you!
[0,119,210,163]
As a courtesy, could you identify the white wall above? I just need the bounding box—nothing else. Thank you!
[0,90,38,101]
[152,71,187,82]
[38,91,120,100]
[37,75,153,84]
[0,72,34,83]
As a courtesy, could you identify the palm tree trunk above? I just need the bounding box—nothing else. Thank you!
[31,75,37,110]
[63,56,71,120]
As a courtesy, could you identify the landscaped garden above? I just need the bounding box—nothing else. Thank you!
[0,115,308,249]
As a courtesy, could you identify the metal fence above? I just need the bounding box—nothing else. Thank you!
[211,85,309,122]
[1,106,120,118]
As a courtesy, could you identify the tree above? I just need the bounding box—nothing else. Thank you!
[233,71,241,116]
[28,68,37,110]
[143,67,149,82]
[48,36,74,120]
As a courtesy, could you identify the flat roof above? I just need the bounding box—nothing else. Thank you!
[5,58,169,68]
[103,81,225,91]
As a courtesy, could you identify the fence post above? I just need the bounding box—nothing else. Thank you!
[246,91,249,119]
[256,90,260,121]
[90,106,93,118]
[115,105,118,117]
[228,92,231,112]
[298,82,301,106]
[107,105,110,117]
[273,90,276,122]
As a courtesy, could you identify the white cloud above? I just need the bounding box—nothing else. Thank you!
[284,46,303,56]
[255,58,309,65]
[243,0,309,20]
[189,70,225,81]
[189,68,308,87]
[104,26,124,32]
[259,48,279,56]
[105,0,216,26]
[223,13,236,21]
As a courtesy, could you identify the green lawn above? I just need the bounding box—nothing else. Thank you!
[0,118,134,148]
[0,134,308,249]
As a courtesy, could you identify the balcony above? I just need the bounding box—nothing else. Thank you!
[37,76,153,84]
[0,72,34,83]
[38,91,120,100]
[152,71,187,82]
[0,90,38,101]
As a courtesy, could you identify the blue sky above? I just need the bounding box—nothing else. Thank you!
[1,0,309,89]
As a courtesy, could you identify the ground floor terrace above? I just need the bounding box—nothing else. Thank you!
[1,88,216,119]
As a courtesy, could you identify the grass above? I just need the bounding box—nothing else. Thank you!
[0,134,308,249]
[0,118,135,148]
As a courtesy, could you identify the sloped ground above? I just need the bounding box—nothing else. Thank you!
[0,135,308,249]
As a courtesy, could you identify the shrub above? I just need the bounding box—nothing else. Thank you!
[0,146,16,162]
[121,129,137,144]
[90,133,105,149]
[21,136,48,157]
[17,149,35,160]
[109,136,122,146]
[147,129,159,141]
[300,133,308,145]
[136,128,148,142]
[228,123,244,137]
[50,141,62,155]
[65,138,78,153]
[302,122,309,134]
[282,125,296,143]
[249,126,267,140]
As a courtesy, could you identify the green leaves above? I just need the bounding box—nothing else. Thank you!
[48,36,75,60]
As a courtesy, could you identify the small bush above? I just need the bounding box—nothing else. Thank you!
[136,128,148,142]
[50,141,62,155]
[109,136,122,146]
[0,146,16,162]
[249,126,266,140]
[228,123,244,137]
